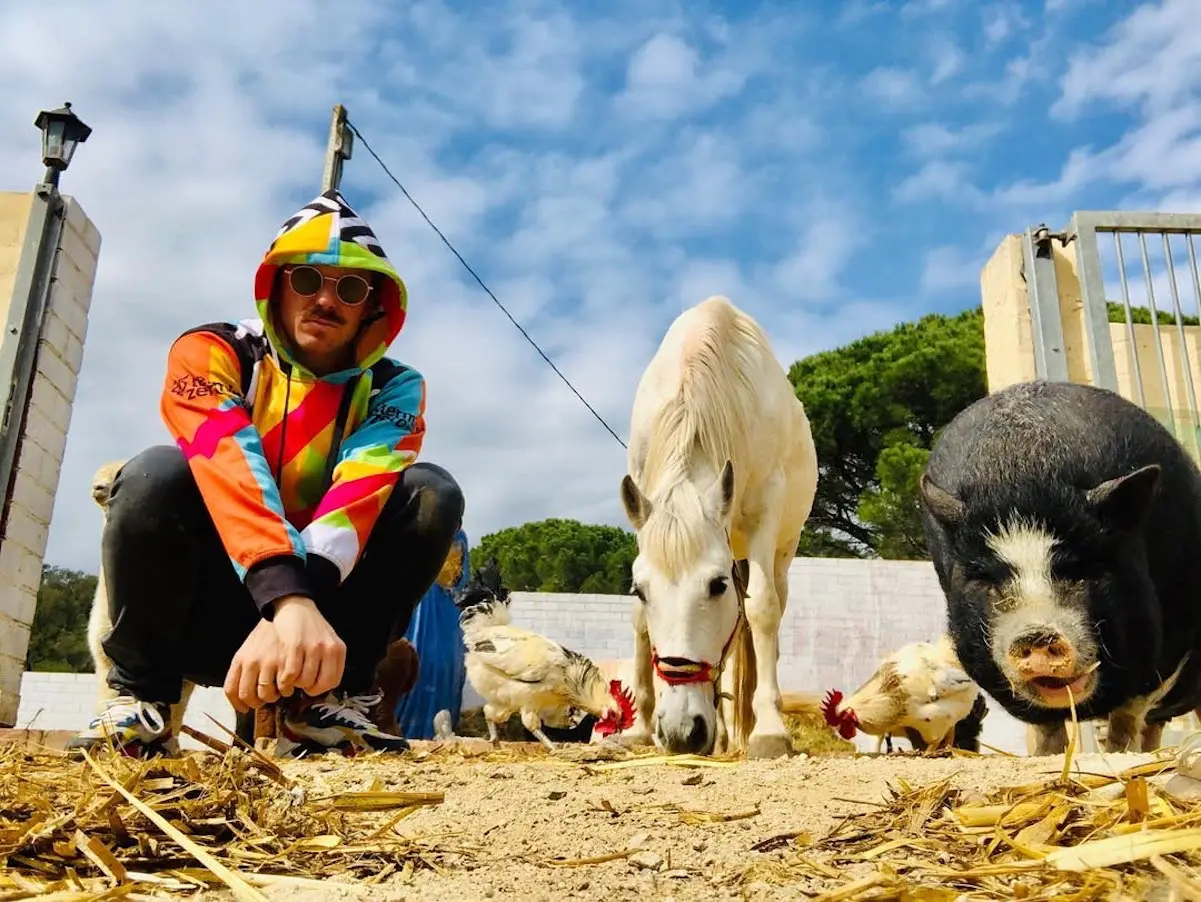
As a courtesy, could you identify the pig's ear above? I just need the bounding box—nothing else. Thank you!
[919,473,966,526]
[1086,464,1160,531]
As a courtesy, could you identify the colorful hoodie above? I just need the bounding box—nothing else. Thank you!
[160,189,425,615]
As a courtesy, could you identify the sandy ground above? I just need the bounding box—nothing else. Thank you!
[184,745,1164,902]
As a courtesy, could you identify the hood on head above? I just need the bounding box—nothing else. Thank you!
[253,188,408,375]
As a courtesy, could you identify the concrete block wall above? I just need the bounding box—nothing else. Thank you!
[0,195,99,725]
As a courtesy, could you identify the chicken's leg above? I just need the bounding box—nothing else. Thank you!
[923,731,951,757]
[521,710,556,752]
[483,703,508,745]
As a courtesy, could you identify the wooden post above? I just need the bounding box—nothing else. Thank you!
[254,704,280,754]
[321,104,353,193]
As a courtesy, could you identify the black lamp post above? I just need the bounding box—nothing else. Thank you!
[34,102,92,189]
[0,103,93,530]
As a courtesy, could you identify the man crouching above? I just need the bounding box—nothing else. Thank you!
[68,189,464,759]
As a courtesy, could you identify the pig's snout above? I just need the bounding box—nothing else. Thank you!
[1007,629,1076,678]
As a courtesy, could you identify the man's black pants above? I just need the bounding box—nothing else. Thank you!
[98,445,465,704]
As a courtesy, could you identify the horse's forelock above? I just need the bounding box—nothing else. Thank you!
[638,491,725,582]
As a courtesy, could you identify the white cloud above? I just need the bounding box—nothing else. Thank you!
[835,1,890,28]
[619,130,751,236]
[901,0,956,18]
[928,39,967,85]
[982,3,1031,47]
[921,246,985,292]
[861,67,926,108]
[893,161,984,205]
[770,200,867,302]
[1053,0,1201,120]
[989,0,1201,216]
[614,32,745,121]
[901,121,1003,158]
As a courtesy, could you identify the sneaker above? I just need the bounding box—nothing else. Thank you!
[275,690,412,758]
[64,695,174,758]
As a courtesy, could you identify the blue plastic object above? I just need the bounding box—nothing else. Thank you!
[394,529,470,739]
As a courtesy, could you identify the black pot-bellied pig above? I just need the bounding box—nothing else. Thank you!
[917,379,1201,756]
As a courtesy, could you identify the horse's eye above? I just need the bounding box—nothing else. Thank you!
[631,585,647,603]
[708,577,727,597]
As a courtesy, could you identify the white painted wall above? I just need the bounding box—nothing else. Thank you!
[13,555,1098,755]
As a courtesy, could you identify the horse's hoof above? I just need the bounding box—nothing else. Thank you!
[747,732,793,760]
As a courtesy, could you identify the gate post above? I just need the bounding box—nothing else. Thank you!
[0,192,99,725]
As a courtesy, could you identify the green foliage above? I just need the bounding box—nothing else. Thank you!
[26,565,97,673]
[857,440,932,560]
[1107,301,1200,326]
[788,307,988,559]
[470,518,637,594]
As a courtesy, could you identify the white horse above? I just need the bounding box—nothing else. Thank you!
[619,296,818,758]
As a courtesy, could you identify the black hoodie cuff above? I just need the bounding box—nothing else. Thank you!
[305,553,341,601]
[245,555,313,620]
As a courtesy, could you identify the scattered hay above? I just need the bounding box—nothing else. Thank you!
[739,742,1201,900]
[12,707,1201,901]
[0,726,682,898]
[0,735,463,899]
[741,686,1201,899]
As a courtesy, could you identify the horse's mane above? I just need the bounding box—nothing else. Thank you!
[636,300,765,577]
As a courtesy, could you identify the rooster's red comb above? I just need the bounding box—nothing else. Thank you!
[821,689,844,727]
[595,679,637,736]
[611,679,636,729]
[822,688,858,740]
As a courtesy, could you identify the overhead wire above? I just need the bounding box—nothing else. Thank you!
[345,119,628,450]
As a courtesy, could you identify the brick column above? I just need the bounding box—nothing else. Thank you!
[0,194,99,725]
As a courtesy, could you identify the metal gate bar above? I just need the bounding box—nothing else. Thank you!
[1021,226,1069,382]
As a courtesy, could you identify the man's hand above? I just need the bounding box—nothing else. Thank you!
[223,595,346,713]
[271,595,346,699]
[224,618,285,713]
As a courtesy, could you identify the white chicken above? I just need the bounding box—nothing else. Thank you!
[455,559,635,750]
[820,634,983,754]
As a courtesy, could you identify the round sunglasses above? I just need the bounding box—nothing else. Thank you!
[286,265,373,306]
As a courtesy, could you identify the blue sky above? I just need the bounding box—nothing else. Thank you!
[0,0,1197,573]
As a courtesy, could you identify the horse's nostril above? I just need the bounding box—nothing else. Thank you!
[688,714,707,748]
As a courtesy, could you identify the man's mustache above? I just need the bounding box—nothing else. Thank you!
[305,311,345,327]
